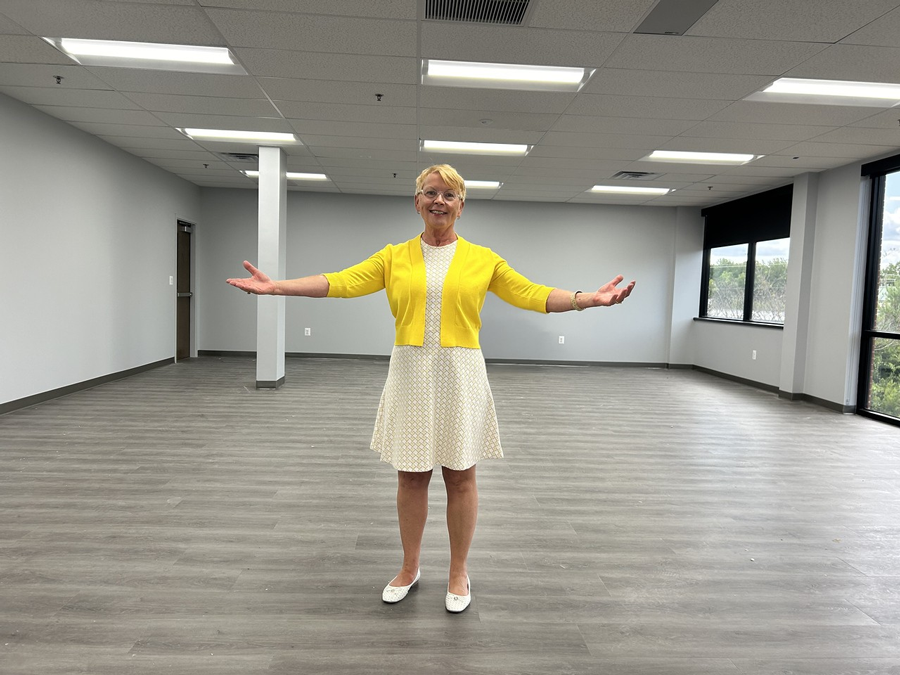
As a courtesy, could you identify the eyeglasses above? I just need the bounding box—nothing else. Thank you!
[417,188,461,202]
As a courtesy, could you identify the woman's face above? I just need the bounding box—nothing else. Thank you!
[415,173,465,231]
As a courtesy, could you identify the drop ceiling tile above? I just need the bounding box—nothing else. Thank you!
[778,141,896,159]
[798,127,900,146]
[260,78,416,106]
[100,136,203,150]
[420,23,625,67]
[0,63,113,89]
[206,8,416,55]
[0,0,224,45]
[658,137,793,154]
[418,153,524,168]
[785,44,900,84]
[34,105,164,125]
[516,156,631,172]
[583,68,773,100]
[418,126,543,144]
[680,120,833,142]
[850,109,900,129]
[317,158,418,170]
[71,122,186,139]
[504,174,596,187]
[565,93,730,121]
[540,131,670,149]
[528,145,647,161]
[420,87,575,114]
[198,0,416,19]
[0,85,142,109]
[0,35,71,64]
[86,68,264,98]
[235,48,418,83]
[841,5,900,46]
[152,112,292,132]
[551,115,697,136]
[0,12,27,33]
[322,166,418,179]
[309,147,417,162]
[605,34,827,75]
[529,0,657,31]
[513,165,623,178]
[754,155,849,170]
[299,135,418,151]
[116,0,195,4]
[708,101,875,126]
[686,0,900,42]
[420,108,559,132]
[494,193,571,202]
[277,101,416,125]
[289,119,415,139]
[124,93,279,117]
[127,148,219,161]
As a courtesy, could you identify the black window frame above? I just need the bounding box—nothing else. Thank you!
[857,154,900,428]
[699,185,793,326]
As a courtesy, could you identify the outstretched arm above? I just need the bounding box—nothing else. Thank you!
[226,261,329,297]
[546,275,635,313]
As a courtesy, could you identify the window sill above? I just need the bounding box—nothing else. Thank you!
[693,317,784,330]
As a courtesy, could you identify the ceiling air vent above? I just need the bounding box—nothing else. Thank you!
[217,152,259,162]
[612,171,663,180]
[425,0,531,25]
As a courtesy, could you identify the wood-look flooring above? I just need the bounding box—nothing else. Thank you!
[1,356,899,674]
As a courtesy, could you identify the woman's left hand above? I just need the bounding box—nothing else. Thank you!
[583,275,635,308]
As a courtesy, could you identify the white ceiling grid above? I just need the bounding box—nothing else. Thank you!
[0,0,898,205]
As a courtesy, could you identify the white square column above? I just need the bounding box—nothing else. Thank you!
[256,146,287,389]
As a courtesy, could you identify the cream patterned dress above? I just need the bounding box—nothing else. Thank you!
[370,239,504,472]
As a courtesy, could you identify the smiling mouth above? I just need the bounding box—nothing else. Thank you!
[430,209,448,215]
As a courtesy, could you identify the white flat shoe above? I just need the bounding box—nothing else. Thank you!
[382,568,420,604]
[445,576,471,613]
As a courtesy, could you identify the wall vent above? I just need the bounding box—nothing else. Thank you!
[425,0,531,25]
[611,171,663,180]
[217,152,259,162]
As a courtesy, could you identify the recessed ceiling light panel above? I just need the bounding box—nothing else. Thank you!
[643,150,759,165]
[243,170,329,181]
[465,180,502,189]
[179,128,299,144]
[422,139,530,156]
[745,77,900,107]
[43,37,246,75]
[590,185,672,195]
[423,59,593,92]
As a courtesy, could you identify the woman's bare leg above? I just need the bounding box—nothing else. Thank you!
[389,469,433,586]
[442,465,478,595]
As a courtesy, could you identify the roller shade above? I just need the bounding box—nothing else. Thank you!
[701,184,793,249]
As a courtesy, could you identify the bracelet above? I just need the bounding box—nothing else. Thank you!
[571,290,585,311]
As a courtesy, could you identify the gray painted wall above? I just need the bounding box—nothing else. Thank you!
[0,93,201,405]
[198,188,682,363]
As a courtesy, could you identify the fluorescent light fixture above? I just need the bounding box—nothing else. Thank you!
[179,128,298,144]
[423,59,592,92]
[465,180,502,189]
[643,150,759,165]
[745,77,900,107]
[243,170,329,181]
[43,37,246,75]
[422,139,530,156]
[591,185,672,195]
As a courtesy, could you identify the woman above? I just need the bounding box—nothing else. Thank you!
[227,164,634,613]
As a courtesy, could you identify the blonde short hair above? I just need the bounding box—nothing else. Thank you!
[415,164,466,202]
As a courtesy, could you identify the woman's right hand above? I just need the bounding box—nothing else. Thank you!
[226,261,277,295]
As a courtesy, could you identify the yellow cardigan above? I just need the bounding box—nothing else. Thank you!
[323,235,553,348]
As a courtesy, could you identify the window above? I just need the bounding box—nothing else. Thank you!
[858,156,900,426]
[700,186,793,325]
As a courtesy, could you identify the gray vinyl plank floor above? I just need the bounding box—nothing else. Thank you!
[1,356,899,674]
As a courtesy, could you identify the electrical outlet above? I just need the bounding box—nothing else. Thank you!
[169,276,174,285]
[304,327,311,336]
[752,349,757,360]
[558,336,565,344]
